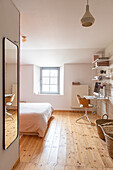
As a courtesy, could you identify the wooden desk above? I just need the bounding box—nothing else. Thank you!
[84,95,109,114]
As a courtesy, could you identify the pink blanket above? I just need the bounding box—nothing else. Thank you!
[19,103,53,137]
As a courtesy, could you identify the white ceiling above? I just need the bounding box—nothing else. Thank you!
[12,0,113,65]
[20,48,101,66]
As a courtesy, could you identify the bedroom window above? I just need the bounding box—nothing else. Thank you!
[40,67,60,94]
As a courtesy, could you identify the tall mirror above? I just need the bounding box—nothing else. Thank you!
[3,38,19,150]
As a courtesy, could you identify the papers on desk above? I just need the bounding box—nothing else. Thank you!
[84,96,97,99]
[84,95,109,100]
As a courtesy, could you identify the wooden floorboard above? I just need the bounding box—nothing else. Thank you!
[15,112,113,170]
[5,109,17,149]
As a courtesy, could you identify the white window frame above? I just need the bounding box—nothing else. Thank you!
[40,67,60,94]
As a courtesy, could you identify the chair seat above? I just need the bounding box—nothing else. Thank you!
[80,104,93,108]
[88,104,93,108]
[76,94,94,124]
[6,102,12,106]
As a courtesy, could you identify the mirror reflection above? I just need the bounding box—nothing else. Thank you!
[4,38,18,149]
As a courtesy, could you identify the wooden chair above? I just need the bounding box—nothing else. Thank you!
[76,94,93,124]
[5,94,15,119]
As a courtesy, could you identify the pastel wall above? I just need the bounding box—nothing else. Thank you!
[0,0,20,170]
[20,63,92,110]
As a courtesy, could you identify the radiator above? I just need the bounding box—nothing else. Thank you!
[71,85,89,108]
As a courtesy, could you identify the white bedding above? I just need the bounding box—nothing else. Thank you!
[19,103,53,137]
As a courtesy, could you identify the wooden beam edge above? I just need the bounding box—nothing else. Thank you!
[11,157,20,170]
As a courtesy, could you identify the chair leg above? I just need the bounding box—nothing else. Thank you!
[5,107,13,119]
[92,106,96,115]
[76,108,92,124]
[85,108,91,124]
[76,114,86,122]
[6,112,14,119]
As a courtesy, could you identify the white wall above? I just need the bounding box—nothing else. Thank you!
[6,64,17,93]
[96,40,113,118]
[33,65,40,94]
[6,64,17,107]
[20,63,92,110]
[105,40,113,57]
[20,65,33,101]
[0,0,20,170]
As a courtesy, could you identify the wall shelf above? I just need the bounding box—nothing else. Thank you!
[92,57,109,64]
[92,66,109,70]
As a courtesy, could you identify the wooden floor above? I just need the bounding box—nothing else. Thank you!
[5,110,17,149]
[15,111,113,170]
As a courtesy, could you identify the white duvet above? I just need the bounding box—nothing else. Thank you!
[20,103,53,137]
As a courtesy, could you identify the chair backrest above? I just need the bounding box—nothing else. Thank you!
[76,95,82,105]
[77,94,89,108]
[10,94,15,103]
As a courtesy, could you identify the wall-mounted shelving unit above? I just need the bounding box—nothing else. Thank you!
[92,57,109,70]
[92,66,109,70]
[91,56,110,113]
[92,57,111,96]
[92,58,109,64]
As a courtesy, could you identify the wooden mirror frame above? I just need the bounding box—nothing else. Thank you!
[3,37,19,150]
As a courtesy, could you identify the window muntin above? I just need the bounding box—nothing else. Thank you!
[40,67,60,94]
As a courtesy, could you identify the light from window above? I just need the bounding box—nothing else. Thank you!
[40,67,60,94]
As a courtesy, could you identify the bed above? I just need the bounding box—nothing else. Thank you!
[19,102,53,137]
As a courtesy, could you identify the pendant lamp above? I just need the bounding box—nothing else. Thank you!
[81,0,95,27]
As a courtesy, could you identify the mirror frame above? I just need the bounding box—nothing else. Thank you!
[3,37,19,150]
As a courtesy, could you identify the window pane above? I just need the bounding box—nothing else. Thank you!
[50,77,57,84]
[42,70,49,77]
[42,78,49,84]
[42,85,49,92]
[50,85,58,93]
[40,67,60,94]
[50,70,58,77]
